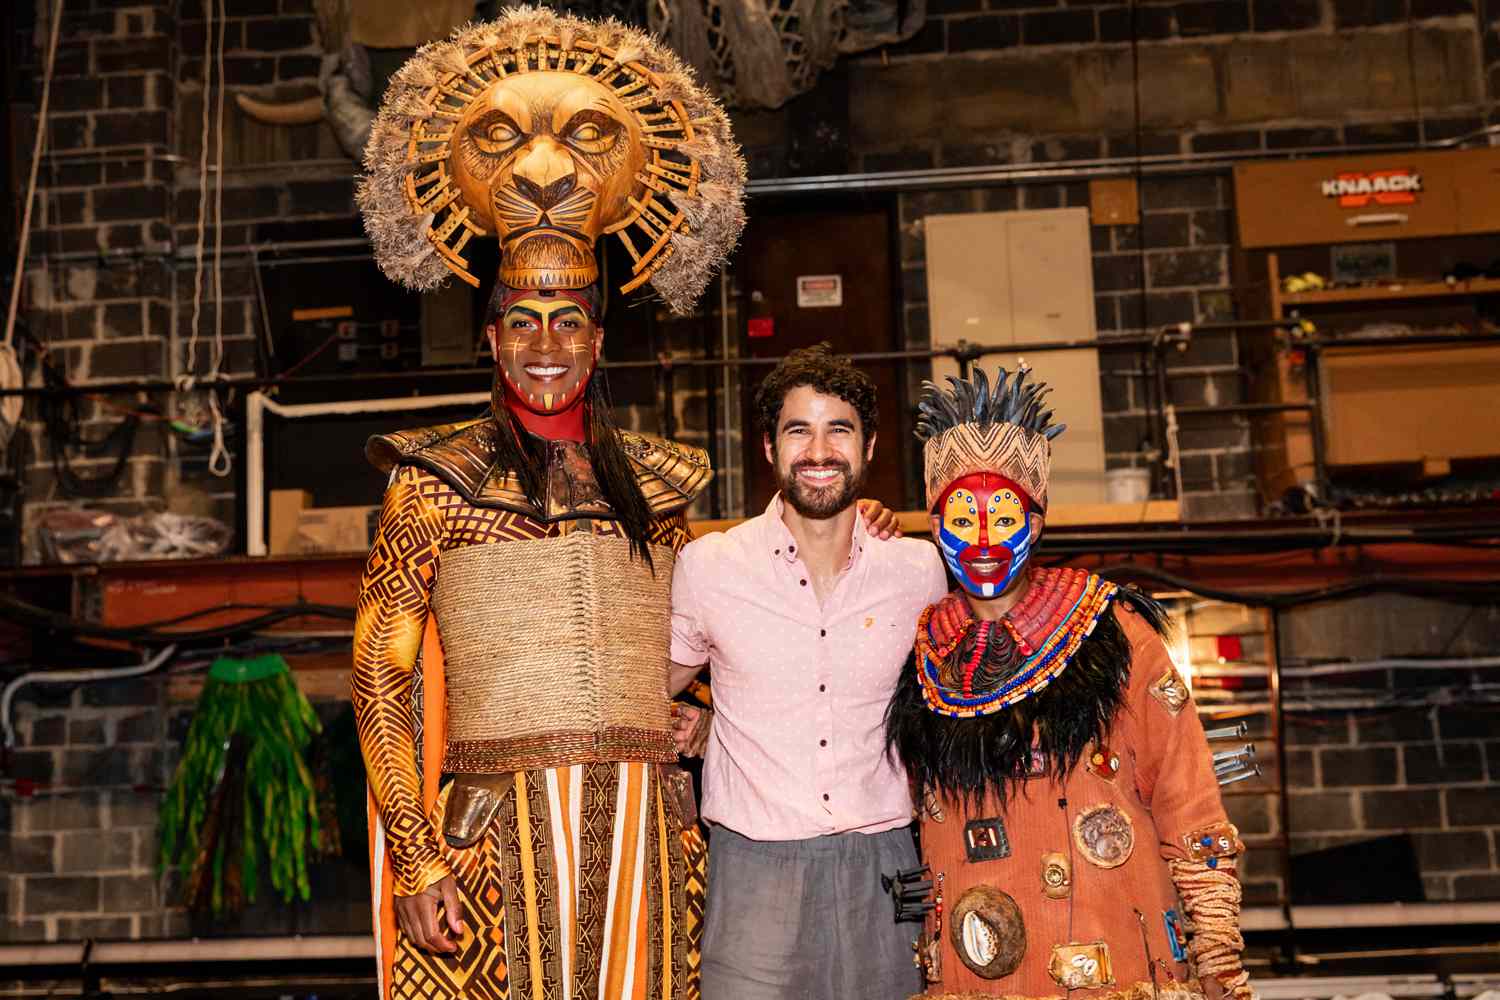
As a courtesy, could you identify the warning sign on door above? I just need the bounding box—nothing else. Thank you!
[796,274,843,308]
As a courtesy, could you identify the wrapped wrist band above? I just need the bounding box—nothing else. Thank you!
[1167,857,1253,1000]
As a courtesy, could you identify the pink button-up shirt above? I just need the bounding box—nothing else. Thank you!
[671,494,949,841]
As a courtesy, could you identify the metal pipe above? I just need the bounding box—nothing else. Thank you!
[0,330,1276,399]
[0,934,374,966]
[1173,401,1314,416]
[1281,655,1500,678]
[4,902,1497,967]
[1309,331,1500,350]
[1301,342,1330,492]
[1204,721,1250,741]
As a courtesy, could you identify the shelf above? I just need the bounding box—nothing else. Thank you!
[1281,277,1500,306]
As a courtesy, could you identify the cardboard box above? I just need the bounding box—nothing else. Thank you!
[294,505,378,554]
[268,489,312,556]
[1322,343,1500,468]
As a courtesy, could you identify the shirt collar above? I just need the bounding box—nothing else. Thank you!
[765,493,866,570]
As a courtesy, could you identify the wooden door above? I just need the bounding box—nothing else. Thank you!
[735,206,905,514]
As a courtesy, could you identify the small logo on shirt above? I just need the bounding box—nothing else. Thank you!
[864,617,875,629]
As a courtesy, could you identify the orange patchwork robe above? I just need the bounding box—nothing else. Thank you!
[351,416,711,1000]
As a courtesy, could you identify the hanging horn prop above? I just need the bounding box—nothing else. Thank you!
[234,92,323,126]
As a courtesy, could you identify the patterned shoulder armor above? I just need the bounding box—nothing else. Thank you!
[365,418,711,517]
[618,430,713,516]
[366,417,498,500]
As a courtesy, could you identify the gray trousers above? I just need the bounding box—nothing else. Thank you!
[701,823,924,1000]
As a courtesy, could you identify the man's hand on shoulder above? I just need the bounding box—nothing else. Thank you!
[673,703,713,757]
[857,498,903,539]
[395,875,466,954]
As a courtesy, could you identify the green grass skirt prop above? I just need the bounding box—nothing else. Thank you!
[159,654,325,917]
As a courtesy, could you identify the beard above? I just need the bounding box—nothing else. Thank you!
[780,455,867,520]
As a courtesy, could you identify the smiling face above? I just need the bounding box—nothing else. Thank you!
[451,72,646,290]
[486,292,602,414]
[764,385,875,520]
[932,472,1037,599]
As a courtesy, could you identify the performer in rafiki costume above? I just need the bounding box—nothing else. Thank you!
[885,367,1253,1000]
[349,9,745,999]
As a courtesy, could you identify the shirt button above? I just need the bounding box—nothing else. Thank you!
[818,684,826,692]
[822,793,830,801]
[819,628,826,637]
[800,579,807,586]
[820,739,828,747]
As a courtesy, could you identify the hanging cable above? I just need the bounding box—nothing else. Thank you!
[0,0,64,451]
[35,338,140,496]
[1,645,177,749]
[182,0,214,388]
[206,0,231,478]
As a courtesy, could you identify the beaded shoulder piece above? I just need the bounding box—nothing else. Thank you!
[915,567,1119,719]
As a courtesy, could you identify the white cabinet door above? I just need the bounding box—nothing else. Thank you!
[926,207,1106,504]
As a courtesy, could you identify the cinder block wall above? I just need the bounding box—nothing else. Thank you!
[7,0,1500,944]
[4,677,176,942]
[17,1,1500,536]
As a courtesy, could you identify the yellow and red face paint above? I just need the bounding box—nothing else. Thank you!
[935,472,1033,599]
[497,292,599,414]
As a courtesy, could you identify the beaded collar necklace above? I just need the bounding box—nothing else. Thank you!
[914,567,1119,718]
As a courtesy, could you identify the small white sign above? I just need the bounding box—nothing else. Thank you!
[796,274,843,308]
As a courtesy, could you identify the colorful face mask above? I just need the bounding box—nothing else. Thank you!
[934,472,1033,599]
[494,292,599,414]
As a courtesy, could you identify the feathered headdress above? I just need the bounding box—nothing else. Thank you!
[917,365,1065,512]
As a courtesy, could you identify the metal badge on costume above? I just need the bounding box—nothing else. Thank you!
[1073,804,1135,869]
[1048,941,1115,990]
[964,817,1011,862]
[1148,665,1191,716]
[1183,821,1243,867]
[1040,852,1072,900]
[443,772,516,848]
[1163,908,1188,962]
[1087,744,1122,782]
[950,885,1027,979]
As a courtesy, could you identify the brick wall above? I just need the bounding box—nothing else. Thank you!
[731,0,1499,515]
[16,0,177,541]
[19,0,1500,533]
[2,672,373,944]
[895,173,1256,518]
[1209,594,1500,905]
[2,676,176,942]
[8,0,1500,946]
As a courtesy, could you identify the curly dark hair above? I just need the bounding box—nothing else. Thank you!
[754,343,878,442]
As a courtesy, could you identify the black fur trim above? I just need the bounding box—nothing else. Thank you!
[884,585,1169,809]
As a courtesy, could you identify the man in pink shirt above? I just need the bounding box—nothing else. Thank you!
[670,345,949,1000]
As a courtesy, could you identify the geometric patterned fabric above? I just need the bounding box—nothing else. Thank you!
[390,762,705,1000]
[354,461,701,999]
